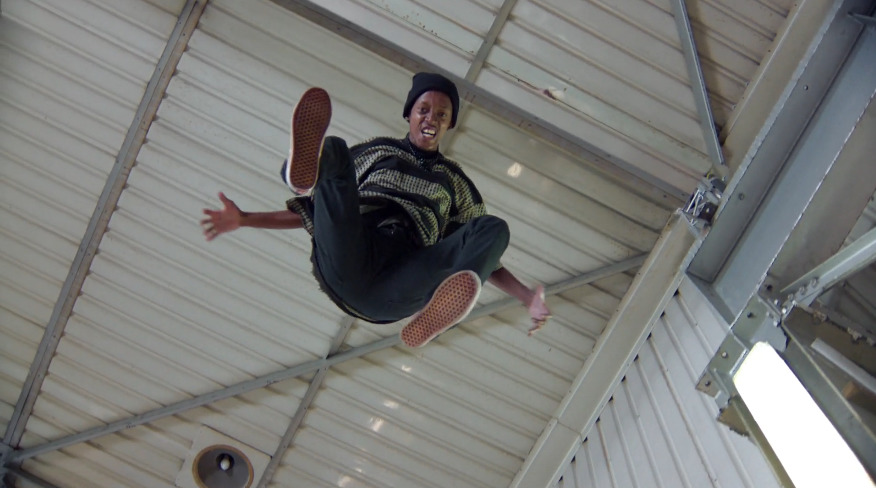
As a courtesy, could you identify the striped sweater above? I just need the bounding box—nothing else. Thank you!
[286,136,487,247]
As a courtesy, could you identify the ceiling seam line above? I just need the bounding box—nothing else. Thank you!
[1,0,209,450]
[9,257,644,464]
[668,0,726,176]
[270,0,688,201]
[255,317,356,488]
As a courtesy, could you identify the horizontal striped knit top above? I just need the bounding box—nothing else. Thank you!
[286,136,487,247]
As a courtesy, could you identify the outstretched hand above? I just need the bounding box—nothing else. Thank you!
[201,192,242,241]
[527,285,552,336]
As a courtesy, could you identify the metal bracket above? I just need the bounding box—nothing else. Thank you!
[697,294,788,406]
[683,174,726,225]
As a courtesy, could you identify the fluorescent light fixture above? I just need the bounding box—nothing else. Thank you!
[734,342,874,488]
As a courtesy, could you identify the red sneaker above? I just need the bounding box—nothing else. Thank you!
[400,271,481,348]
[282,87,332,195]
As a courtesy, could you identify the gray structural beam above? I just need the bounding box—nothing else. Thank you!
[692,5,876,476]
[467,0,518,80]
[780,226,876,308]
[255,317,355,488]
[8,257,644,464]
[440,0,518,151]
[850,12,876,27]
[2,0,209,450]
[694,0,876,447]
[688,0,876,323]
[688,0,872,285]
[270,0,687,203]
[668,0,726,175]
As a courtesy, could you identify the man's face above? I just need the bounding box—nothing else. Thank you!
[407,91,453,151]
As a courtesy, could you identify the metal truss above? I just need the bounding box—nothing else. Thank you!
[4,257,645,468]
[668,0,726,176]
[692,1,876,480]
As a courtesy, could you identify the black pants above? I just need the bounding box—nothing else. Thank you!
[311,136,510,323]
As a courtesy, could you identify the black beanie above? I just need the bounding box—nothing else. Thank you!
[403,72,460,128]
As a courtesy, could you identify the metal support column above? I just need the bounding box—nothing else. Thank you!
[697,294,788,406]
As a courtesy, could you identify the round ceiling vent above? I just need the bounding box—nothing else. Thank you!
[192,444,254,488]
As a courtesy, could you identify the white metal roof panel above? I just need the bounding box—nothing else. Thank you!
[19,377,311,487]
[555,278,782,488]
[2,0,807,486]
[4,0,658,484]
[312,0,794,195]
[0,0,185,439]
[273,272,633,488]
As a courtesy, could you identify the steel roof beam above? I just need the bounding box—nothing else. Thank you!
[440,0,518,151]
[780,226,876,308]
[668,0,726,176]
[708,14,875,323]
[255,317,356,488]
[8,257,644,464]
[689,0,873,288]
[2,0,209,450]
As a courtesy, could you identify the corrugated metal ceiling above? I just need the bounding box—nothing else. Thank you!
[557,278,781,488]
[2,0,801,486]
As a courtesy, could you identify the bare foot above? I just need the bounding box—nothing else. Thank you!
[527,285,552,336]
